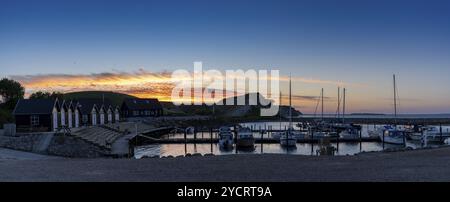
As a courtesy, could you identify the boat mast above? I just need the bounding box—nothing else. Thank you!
[337,87,340,120]
[393,74,397,126]
[342,88,346,124]
[321,88,324,121]
[289,75,292,128]
[279,91,282,130]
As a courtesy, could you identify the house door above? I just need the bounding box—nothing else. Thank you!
[115,113,119,122]
[61,110,66,126]
[53,110,58,131]
[75,111,79,128]
[92,113,97,126]
[100,113,105,125]
[68,111,73,128]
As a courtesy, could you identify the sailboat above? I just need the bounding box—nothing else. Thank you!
[309,88,338,139]
[377,74,406,145]
[279,76,297,147]
[335,88,362,139]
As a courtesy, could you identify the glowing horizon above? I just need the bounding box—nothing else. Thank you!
[7,68,449,114]
[2,1,450,114]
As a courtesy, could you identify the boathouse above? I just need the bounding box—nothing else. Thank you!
[65,100,79,128]
[12,98,121,132]
[76,99,100,126]
[12,98,60,132]
[76,99,121,126]
[121,98,163,117]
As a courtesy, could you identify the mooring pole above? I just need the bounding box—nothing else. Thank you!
[382,133,385,149]
[421,129,425,147]
[336,132,339,153]
[403,131,406,147]
[210,128,213,154]
[235,126,238,154]
[183,130,187,155]
[260,128,263,154]
[359,129,362,151]
[194,127,197,142]
[311,128,314,155]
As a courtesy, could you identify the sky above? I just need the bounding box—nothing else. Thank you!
[1,0,450,114]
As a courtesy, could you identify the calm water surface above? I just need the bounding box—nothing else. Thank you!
[134,122,450,158]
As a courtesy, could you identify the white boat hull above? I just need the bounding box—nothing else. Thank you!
[237,138,255,147]
[271,132,282,140]
[280,138,297,147]
[339,131,359,139]
[380,134,405,145]
[219,139,233,148]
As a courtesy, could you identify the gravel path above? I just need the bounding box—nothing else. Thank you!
[1,147,450,181]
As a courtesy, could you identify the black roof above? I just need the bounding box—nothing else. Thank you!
[12,98,58,115]
[122,98,162,110]
[75,99,113,114]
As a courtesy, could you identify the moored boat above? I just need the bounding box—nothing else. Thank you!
[236,127,255,148]
[280,131,297,147]
[379,126,406,145]
[218,126,234,148]
[407,126,450,143]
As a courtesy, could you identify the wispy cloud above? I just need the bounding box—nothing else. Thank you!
[9,69,361,103]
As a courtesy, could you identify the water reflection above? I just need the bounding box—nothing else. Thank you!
[134,142,408,158]
[134,122,449,158]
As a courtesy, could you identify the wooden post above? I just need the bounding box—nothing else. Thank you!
[403,131,406,147]
[235,126,238,154]
[336,132,339,153]
[260,128,263,154]
[194,127,197,142]
[359,129,362,151]
[184,130,187,155]
[421,129,424,147]
[311,128,314,155]
[210,128,213,154]
[382,132,385,149]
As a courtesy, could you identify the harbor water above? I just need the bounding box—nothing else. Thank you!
[134,122,450,158]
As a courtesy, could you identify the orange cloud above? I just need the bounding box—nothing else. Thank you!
[10,69,363,113]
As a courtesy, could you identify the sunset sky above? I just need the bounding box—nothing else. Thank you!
[1,0,450,114]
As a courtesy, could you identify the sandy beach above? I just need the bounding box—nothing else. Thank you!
[1,147,450,182]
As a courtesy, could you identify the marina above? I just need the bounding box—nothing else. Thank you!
[133,122,450,158]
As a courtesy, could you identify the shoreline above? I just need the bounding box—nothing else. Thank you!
[1,146,450,181]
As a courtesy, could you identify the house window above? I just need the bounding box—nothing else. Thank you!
[133,111,139,116]
[31,115,39,126]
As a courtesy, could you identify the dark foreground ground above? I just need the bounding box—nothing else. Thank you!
[1,147,450,181]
